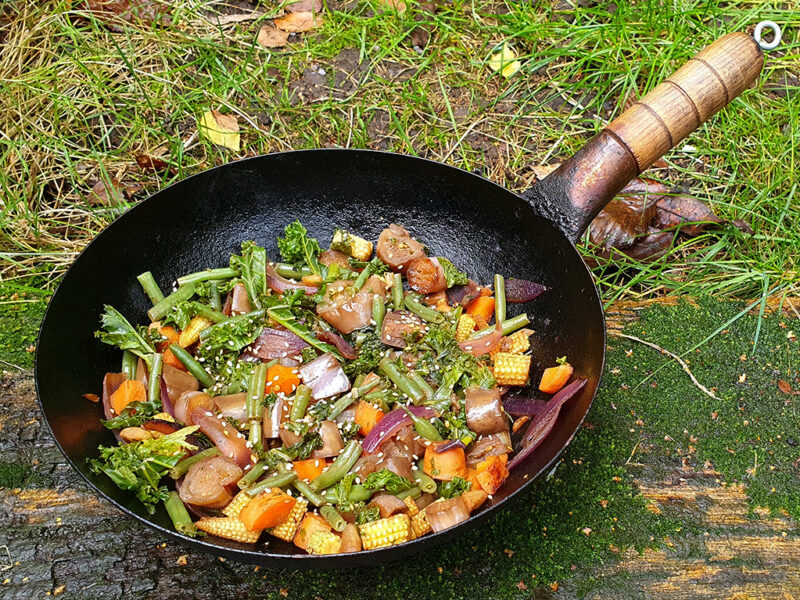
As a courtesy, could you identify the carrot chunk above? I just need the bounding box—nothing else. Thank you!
[539,362,574,394]
[354,400,385,436]
[292,458,326,482]
[465,296,495,323]
[265,364,301,395]
[109,379,147,416]
[239,488,297,531]
[423,443,467,481]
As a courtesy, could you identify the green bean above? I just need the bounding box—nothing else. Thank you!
[148,283,196,322]
[395,485,421,500]
[247,363,269,420]
[208,280,222,311]
[372,295,385,329]
[320,505,347,532]
[276,464,327,506]
[408,371,434,400]
[147,353,162,404]
[328,378,383,420]
[169,447,220,479]
[176,267,238,287]
[168,345,214,388]
[137,271,164,305]
[362,389,390,413]
[199,309,266,340]
[274,263,312,280]
[473,313,529,338]
[248,420,262,446]
[348,484,372,503]
[391,273,404,310]
[290,384,312,421]
[402,406,443,441]
[413,465,437,493]
[191,302,227,323]
[326,263,341,281]
[494,274,506,324]
[352,266,371,291]
[310,440,362,491]
[379,358,425,405]
[245,471,298,497]
[238,461,269,489]
[121,350,137,379]
[353,373,366,388]
[404,293,444,324]
[164,491,199,537]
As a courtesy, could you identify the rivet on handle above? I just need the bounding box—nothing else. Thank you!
[754,21,782,50]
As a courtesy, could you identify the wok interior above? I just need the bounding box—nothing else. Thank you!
[36,150,605,565]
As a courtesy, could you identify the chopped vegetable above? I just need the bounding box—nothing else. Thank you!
[265,363,301,395]
[331,229,373,261]
[423,443,467,481]
[279,220,322,276]
[539,361,574,393]
[354,400,384,436]
[293,513,332,550]
[195,516,261,543]
[493,352,532,386]
[437,257,468,288]
[465,296,495,324]
[109,379,147,416]
[268,497,308,542]
[292,458,326,482]
[358,513,412,550]
[239,488,297,531]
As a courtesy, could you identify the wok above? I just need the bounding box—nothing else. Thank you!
[36,32,764,567]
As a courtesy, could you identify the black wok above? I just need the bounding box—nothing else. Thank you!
[35,33,763,567]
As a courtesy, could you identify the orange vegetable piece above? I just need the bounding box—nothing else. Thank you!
[265,364,301,395]
[239,488,297,531]
[354,401,385,436]
[474,454,509,496]
[293,513,331,550]
[465,296,495,324]
[109,379,147,416]
[293,458,326,482]
[465,467,481,491]
[461,489,489,513]
[539,362,574,394]
[512,415,530,433]
[157,326,187,371]
[423,443,467,481]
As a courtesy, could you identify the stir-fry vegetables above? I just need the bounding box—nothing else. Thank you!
[89,221,586,553]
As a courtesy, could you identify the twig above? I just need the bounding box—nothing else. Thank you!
[625,437,644,466]
[616,332,721,401]
[0,359,24,372]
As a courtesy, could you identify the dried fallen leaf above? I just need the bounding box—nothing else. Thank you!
[284,0,324,13]
[377,0,407,12]
[257,24,290,48]
[78,0,170,32]
[778,379,793,395]
[489,43,521,78]
[198,110,240,151]
[135,154,169,172]
[532,163,560,180]
[88,177,125,206]
[516,581,527,590]
[273,11,323,32]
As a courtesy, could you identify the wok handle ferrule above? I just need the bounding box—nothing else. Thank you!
[529,31,764,243]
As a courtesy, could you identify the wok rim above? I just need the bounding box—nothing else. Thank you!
[34,148,606,566]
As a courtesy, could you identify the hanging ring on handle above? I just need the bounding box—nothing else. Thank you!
[754,21,782,50]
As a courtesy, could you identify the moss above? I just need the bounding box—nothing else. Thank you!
[0,282,48,369]
[0,462,34,488]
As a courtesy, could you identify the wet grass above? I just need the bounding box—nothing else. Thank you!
[0,0,798,300]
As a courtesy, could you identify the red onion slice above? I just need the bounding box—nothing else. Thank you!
[507,378,587,470]
[244,327,308,360]
[159,376,174,418]
[266,263,318,295]
[362,406,437,453]
[101,372,128,420]
[425,496,470,533]
[459,324,502,356]
[316,330,357,360]
[447,280,481,306]
[433,439,466,453]
[299,353,351,400]
[505,278,548,303]
[190,407,253,468]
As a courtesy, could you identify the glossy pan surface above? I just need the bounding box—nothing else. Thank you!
[36,149,605,567]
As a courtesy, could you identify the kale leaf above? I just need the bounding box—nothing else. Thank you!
[437,257,468,287]
[230,240,268,309]
[342,329,386,378]
[101,400,161,429]
[88,426,199,513]
[437,476,471,499]
[354,505,381,525]
[363,468,414,495]
[283,433,323,460]
[161,301,195,330]
[95,305,156,369]
[278,221,322,276]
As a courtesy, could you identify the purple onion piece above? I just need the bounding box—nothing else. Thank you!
[244,327,308,360]
[447,279,480,306]
[503,395,542,417]
[505,278,549,303]
[317,330,357,360]
[362,406,437,454]
[433,439,466,453]
[299,353,351,400]
[159,376,174,418]
[507,378,588,470]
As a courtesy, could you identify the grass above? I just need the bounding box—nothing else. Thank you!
[0,0,798,301]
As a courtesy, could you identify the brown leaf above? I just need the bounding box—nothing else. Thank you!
[273,11,323,32]
[78,0,171,32]
[376,0,407,12]
[654,194,723,236]
[88,177,125,206]
[257,24,290,48]
[135,154,169,172]
[284,0,324,13]
[778,379,793,395]
[589,197,658,251]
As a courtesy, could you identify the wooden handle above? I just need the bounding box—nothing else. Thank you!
[525,32,765,242]
[606,32,763,173]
